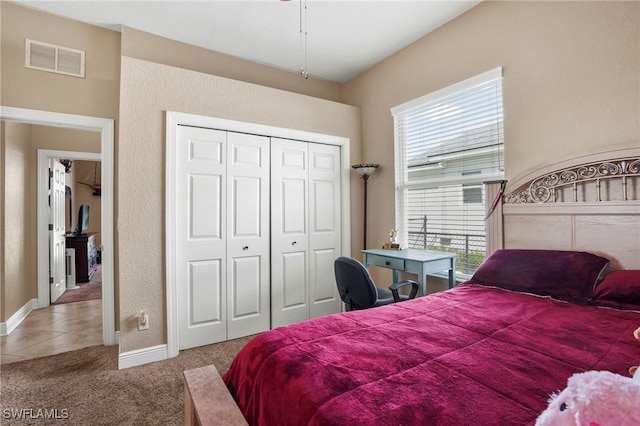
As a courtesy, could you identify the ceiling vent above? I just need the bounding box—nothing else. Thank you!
[25,39,85,78]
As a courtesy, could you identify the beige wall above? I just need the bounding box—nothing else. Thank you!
[0,2,121,119]
[121,27,344,104]
[2,122,34,322]
[118,56,361,352]
[28,126,101,155]
[342,1,640,272]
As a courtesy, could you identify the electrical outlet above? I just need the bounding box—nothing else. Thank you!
[138,310,149,331]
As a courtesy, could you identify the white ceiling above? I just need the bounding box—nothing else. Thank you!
[14,0,481,83]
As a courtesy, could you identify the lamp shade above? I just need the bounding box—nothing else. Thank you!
[352,163,380,177]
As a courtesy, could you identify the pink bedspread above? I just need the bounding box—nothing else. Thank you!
[223,284,640,426]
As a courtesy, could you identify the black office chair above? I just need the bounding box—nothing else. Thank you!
[334,256,419,311]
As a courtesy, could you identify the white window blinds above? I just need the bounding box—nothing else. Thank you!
[392,67,504,278]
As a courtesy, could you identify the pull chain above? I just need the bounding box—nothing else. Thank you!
[299,0,308,79]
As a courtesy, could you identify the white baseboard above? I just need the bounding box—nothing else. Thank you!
[118,344,170,369]
[0,299,38,336]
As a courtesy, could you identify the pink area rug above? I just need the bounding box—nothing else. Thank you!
[52,265,102,305]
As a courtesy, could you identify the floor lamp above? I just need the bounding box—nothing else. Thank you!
[352,163,380,249]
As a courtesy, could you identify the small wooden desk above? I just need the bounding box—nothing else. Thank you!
[362,248,457,296]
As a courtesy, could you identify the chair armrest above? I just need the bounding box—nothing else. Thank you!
[389,280,419,301]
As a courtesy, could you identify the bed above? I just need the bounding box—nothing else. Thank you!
[183,144,640,426]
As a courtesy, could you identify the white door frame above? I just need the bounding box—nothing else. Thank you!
[165,111,352,358]
[1,106,116,346]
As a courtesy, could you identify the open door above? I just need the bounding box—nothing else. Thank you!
[50,160,67,302]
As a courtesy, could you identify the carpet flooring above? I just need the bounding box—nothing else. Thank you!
[0,336,252,425]
[52,265,102,305]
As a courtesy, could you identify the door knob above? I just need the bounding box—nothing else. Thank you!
[292,241,297,246]
[242,246,249,250]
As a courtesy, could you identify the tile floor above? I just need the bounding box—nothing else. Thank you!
[0,299,103,365]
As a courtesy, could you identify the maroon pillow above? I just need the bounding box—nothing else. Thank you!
[590,270,640,310]
[469,249,610,304]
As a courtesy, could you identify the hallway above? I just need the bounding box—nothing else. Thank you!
[0,299,102,365]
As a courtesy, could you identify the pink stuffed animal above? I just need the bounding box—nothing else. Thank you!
[535,370,640,426]
[536,326,640,426]
[630,327,640,381]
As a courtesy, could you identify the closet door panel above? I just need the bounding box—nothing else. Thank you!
[177,126,227,350]
[230,256,261,315]
[232,176,261,236]
[313,180,336,232]
[190,174,222,238]
[309,143,342,318]
[282,251,307,308]
[227,132,270,339]
[271,138,310,327]
[189,260,223,324]
[228,255,263,330]
[282,179,306,233]
[311,248,338,302]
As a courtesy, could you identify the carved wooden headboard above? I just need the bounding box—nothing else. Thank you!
[502,144,640,269]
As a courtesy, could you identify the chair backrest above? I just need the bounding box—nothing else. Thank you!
[334,256,377,311]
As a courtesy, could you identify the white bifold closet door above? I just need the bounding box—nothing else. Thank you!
[176,125,270,350]
[226,131,271,339]
[271,138,342,328]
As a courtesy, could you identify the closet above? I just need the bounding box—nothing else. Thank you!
[175,125,342,350]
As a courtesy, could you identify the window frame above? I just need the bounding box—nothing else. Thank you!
[391,67,504,278]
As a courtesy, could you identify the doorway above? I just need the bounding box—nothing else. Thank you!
[1,106,116,347]
[41,153,102,305]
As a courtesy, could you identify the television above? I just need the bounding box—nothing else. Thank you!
[75,204,90,235]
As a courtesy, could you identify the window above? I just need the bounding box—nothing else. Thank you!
[392,68,504,278]
[463,184,482,204]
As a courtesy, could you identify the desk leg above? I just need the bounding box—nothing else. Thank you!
[448,258,457,289]
[392,269,399,284]
[420,270,427,297]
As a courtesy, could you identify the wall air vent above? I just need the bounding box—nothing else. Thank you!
[25,39,85,78]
